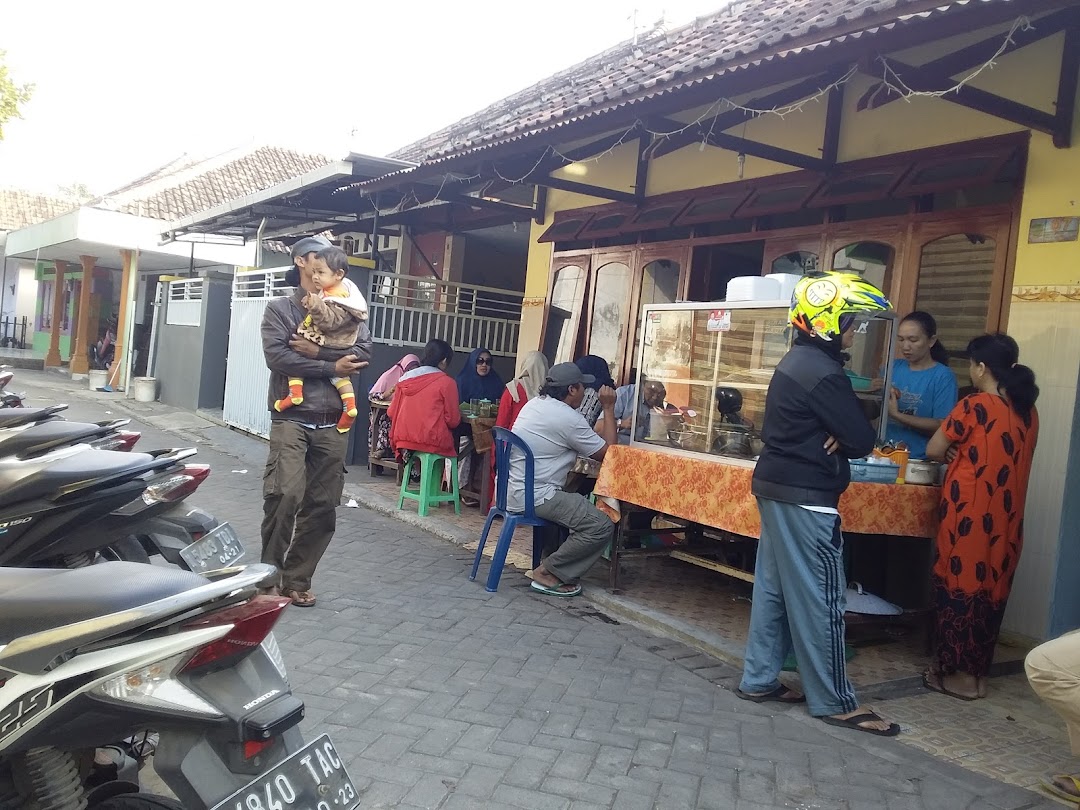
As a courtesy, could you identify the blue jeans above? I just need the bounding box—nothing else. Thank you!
[739,497,858,717]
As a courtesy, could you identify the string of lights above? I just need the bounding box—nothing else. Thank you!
[362,15,1031,205]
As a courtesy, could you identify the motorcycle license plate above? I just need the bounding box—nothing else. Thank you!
[179,522,245,573]
[211,735,359,810]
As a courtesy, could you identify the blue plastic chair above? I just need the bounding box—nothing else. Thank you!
[470,427,553,592]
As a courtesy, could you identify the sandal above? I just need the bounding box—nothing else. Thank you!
[821,710,901,737]
[530,580,582,597]
[735,685,806,704]
[283,589,316,608]
[922,670,978,701]
[1041,773,1080,804]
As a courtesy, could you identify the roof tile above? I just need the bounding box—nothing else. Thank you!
[93,145,333,222]
[0,190,75,233]
[390,0,967,165]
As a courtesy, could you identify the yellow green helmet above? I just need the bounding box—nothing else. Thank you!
[790,271,891,342]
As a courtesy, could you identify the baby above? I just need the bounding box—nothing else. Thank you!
[275,246,369,432]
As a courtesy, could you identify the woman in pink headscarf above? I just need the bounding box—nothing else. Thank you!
[368,353,420,459]
[488,351,550,509]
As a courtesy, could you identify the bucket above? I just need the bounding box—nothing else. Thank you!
[87,369,108,390]
[132,377,157,403]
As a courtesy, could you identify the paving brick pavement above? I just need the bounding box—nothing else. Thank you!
[15,371,1058,810]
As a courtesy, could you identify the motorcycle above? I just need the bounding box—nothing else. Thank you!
[0,417,139,458]
[0,369,24,408]
[0,444,223,569]
[0,561,359,809]
[0,410,232,573]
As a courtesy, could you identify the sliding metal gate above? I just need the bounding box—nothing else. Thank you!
[222,268,290,438]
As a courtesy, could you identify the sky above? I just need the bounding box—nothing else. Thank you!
[0,0,726,197]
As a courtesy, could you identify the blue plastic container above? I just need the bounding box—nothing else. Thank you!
[849,460,900,484]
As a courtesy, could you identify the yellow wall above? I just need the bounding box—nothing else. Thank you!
[522,31,1074,313]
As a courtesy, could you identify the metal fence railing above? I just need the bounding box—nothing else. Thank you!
[222,267,525,436]
[0,316,29,349]
[367,271,523,357]
[166,278,205,327]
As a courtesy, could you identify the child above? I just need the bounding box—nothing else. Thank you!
[275,246,369,432]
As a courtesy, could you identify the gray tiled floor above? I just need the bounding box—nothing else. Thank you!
[16,369,1059,810]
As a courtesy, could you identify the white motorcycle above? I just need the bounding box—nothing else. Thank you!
[0,561,359,810]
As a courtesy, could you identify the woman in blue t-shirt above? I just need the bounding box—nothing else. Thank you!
[885,311,958,459]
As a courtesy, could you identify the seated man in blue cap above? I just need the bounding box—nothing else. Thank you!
[509,362,617,596]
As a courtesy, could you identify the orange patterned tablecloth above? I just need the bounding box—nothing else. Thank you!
[593,444,940,539]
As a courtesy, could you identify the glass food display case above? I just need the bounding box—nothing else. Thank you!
[629,300,897,466]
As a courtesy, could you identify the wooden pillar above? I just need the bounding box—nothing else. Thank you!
[69,255,96,375]
[109,249,134,387]
[43,260,68,367]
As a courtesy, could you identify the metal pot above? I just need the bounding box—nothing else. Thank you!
[905,459,940,486]
[713,425,753,458]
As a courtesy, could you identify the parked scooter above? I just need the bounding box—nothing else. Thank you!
[0,444,218,569]
[0,561,359,809]
[0,402,232,572]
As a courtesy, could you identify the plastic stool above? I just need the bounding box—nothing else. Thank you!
[398,452,460,517]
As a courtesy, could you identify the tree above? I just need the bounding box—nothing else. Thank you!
[0,50,33,141]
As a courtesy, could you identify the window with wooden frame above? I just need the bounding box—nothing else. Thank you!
[810,167,907,207]
[674,187,752,226]
[734,177,822,218]
[537,212,594,243]
[619,199,691,234]
[543,261,590,364]
[577,209,636,241]
[893,149,1014,198]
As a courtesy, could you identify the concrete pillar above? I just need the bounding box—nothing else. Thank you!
[69,255,96,375]
[109,249,133,387]
[43,260,68,367]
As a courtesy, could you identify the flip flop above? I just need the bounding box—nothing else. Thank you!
[530,580,582,598]
[735,685,806,704]
[922,670,978,701]
[1041,774,1080,804]
[821,711,901,737]
[282,589,317,608]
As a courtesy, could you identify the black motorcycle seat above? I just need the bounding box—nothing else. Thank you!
[0,421,109,459]
[0,408,63,430]
[0,449,154,506]
[0,562,209,645]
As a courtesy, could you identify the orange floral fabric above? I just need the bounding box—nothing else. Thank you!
[594,444,940,538]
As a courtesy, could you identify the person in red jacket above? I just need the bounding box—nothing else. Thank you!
[488,351,550,509]
[390,339,461,462]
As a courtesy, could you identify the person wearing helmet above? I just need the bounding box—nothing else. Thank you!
[737,272,901,737]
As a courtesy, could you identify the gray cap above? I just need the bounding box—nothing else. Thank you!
[290,235,332,259]
[545,362,594,387]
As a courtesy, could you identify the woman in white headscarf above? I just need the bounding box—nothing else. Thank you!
[488,351,550,508]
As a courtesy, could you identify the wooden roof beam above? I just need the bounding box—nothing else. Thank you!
[536,176,638,205]
[442,193,536,218]
[706,133,826,171]
[864,7,1080,111]
[1054,25,1080,147]
[860,58,1060,139]
[648,67,852,160]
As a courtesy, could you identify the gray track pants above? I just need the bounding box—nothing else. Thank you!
[739,496,859,717]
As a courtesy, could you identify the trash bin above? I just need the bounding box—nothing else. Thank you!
[132,377,157,403]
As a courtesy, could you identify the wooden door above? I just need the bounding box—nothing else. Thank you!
[762,234,826,277]
[540,256,591,365]
[626,246,690,381]
[901,212,1013,380]
[825,223,907,305]
[584,251,634,383]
